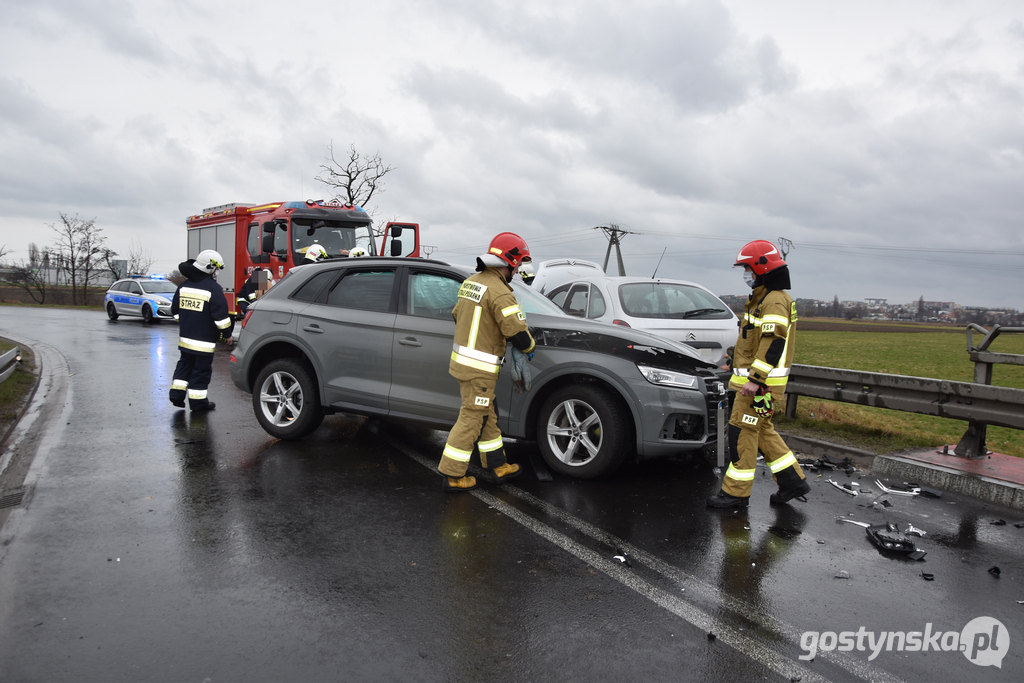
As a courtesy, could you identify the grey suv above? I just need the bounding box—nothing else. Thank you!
[229,257,725,478]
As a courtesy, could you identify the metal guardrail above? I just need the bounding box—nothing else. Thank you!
[0,346,22,384]
[784,325,1024,458]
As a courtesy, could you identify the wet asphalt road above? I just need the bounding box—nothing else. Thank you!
[0,307,1021,683]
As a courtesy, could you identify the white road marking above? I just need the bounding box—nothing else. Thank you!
[394,439,905,683]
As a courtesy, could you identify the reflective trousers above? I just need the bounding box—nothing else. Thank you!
[722,391,805,498]
[438,376,508,477]
[169,351,213,409]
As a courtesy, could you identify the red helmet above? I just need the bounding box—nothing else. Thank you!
[488,232,531,268]
[734,240,786,276]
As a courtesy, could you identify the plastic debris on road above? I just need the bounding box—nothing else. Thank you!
[829,478,859,496]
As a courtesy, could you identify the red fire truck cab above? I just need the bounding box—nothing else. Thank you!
[186,199,420,313]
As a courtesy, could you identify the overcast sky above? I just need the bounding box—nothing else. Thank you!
[2,0,1022,308]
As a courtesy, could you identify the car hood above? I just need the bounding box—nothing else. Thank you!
[526,313,718,374]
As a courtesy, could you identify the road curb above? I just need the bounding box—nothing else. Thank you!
[873,454,1024,510]
[779,431,1024,511]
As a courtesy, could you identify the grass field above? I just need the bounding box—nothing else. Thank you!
[776,320,1024,456]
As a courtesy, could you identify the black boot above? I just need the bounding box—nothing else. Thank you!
[706,490,749,509]
[770,479,810,505]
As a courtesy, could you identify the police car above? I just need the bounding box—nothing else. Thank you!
[104,276,178,324]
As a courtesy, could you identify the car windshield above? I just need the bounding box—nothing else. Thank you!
[512,281,569,316]
[619,282,732,319]
[139,281,178,294]
[291,218,375,260]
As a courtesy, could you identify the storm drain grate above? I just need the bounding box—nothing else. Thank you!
[0,489,25,509]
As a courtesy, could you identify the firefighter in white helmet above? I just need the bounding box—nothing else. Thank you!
[349,247,368,258]
[707,240,808,508]
[437,232,536,491]
[519,262,535,285]
[168,249,233,412]
[304,244,328,262]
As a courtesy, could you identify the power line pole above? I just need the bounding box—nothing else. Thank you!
[595,224,637,276]
[778,237,793,260]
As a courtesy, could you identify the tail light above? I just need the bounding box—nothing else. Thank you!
[612,319,631,327]
[242,310,254,328]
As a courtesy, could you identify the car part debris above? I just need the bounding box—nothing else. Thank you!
[921,572,935,581]
[865,523,926,560]
[839,518,871,528]
[990,519,1006,526]
[917,487,942,498]
[874,480,919,496]
[829,479,858,496]
[877,499,892,508]
[1015,522,1024,529]
[905,524,927,537]
[834,571,850,579]
[989,566,1001,577]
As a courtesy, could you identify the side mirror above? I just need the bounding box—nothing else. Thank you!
[262,221,275,234]
[262,233,275,254]
[390,239,403,257]
[390,226,403,238]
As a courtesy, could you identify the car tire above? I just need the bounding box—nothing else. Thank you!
[252,358,324,439]
[536,384,631,479]
[106,303,119,321]
[141,305,155,324]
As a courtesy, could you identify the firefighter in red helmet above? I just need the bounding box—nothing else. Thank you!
[436,232,536,491]
[707,240,810,508]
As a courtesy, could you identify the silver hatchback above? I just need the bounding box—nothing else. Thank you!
[229,258,725,478]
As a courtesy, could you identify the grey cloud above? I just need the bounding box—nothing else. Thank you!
[429,0,795,111]
[5,0,167,64]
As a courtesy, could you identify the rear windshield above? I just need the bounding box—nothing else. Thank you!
[139,281,178,294]
[619,282,732,319]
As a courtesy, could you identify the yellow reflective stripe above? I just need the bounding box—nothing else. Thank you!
[478,437,503,452]
[744,313,762,325]
[443,444,473,462]
[179,337,216,353]
[451,351,500,374]
[467,306,482,349]
[761,314,788,326]
[769,452,797,472]
[751,359,773,374]
[171,380,188,390]
[765,376,789,387]
[726,463,756,481]
[215,317,231,329]
[187,389,208,399]
[728,375,747,391]
[180,287,211,301]
[501,304,522,317]
[452,343,501,365]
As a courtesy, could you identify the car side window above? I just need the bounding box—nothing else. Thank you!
[566,284,589,317]
[128,282,143,295]
[549,285,571,309]
[325,269,396,311]
[292,270,338,303]
[408,272,462,319]
[588,286,606,318]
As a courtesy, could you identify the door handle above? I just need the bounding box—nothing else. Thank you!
[302,325,324,334]
[398,337,422,347]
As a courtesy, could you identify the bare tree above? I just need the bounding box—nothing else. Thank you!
[7,243,51,304]
[126,238,155,276]
[0,244,10,263]
[50,212,114,306]
[315,142,395,234]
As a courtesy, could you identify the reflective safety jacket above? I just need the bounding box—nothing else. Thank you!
[730,285,797,394]
[449,267,535,381]
[172,260,233,355]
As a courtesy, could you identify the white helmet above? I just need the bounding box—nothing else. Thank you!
[519,262,535,284]
[304,244,328,262]
[349,247,368,258]
[195,250,225,274]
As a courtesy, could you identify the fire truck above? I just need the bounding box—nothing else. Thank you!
[185,199,420,313]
